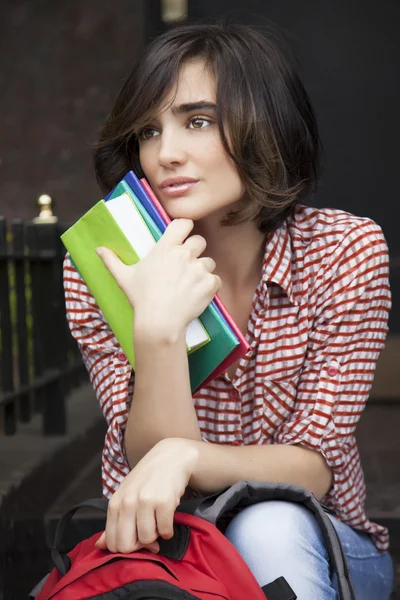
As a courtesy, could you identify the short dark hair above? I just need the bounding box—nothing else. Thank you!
[93,20,322,234]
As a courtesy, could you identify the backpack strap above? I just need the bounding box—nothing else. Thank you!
[177,480,355,600]
[262,577,296,600]
[51,498,108,575]
[29,574,51,599]
[50,497,192,575]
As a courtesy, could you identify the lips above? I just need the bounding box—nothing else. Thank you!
[159,177,199,197]
[160,176,199,189]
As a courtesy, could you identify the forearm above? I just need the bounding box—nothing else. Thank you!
[188,441,333,500]
[125,320,201,468]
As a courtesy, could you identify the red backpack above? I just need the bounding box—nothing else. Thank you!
[31,481,355,600]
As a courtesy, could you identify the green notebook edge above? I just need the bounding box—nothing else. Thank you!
[61,200,140,369]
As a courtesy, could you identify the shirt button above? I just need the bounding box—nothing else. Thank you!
[117,352,126,362]
[229,389,238,400]
[327,366,338,377]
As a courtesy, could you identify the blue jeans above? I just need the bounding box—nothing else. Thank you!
[224,500,394,600]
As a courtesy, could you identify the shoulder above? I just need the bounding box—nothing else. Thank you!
[282,205,390,309]
[290,204,386,244]
[289,204,389,271]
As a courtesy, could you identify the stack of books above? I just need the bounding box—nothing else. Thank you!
[61,171,250,393]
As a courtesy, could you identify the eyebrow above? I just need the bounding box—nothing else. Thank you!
[171,101,217,115]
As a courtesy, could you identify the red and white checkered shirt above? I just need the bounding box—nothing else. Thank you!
[64,204,391,551]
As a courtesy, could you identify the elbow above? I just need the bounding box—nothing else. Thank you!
[123,412,168,469]
[296,444,333,500]
[123,422,150,469]
[124,427,199,470]
[313,455,333,500]
[124,417,203,469]
[123,429,158,470]
[314,471,333,501]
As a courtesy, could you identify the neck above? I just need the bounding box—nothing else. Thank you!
[193,216,266,292]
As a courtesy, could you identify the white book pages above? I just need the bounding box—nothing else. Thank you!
[106,192,155,258]
[106,193,209,350]
[186,317,209,350]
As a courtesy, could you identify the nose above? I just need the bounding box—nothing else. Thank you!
[157,128,187,168]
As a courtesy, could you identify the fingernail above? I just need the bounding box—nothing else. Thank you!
[95,247,103,257]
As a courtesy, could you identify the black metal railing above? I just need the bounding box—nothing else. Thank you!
[0,217,87,436]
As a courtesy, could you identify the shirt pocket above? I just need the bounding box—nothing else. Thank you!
[261,377,297,437]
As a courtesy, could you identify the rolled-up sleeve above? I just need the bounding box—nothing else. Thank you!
[63,254,133,497]
[273,220,391,529]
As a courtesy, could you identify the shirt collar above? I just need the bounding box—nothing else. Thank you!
[261,221,298,306]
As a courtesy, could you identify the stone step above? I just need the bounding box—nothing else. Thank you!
[45,452,105,551]
[0,383,106,600]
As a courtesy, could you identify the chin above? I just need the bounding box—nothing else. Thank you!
[170,209,217,222]
[164,202,211,222]
[163,194,232,223]
[167,211,203,222]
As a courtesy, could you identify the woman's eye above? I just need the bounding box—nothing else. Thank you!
[138,118,212,139]
[138,128,159,140]
[189,117,212,129]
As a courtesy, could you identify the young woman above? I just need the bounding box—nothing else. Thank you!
[64,21,394,599]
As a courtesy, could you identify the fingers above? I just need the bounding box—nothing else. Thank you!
[209,273,222,296]
[95,531,107,550]
[102,497,119,552]
[155,502,175,541]
[136,500,159,546]
[96,247,127,284]
[159,218,194,248]
[197,256,216,273]
[139,540,160,554]
[182,234,207,258]
[95,529,160,554]
[116,498,139,553]
[96,496,173,554]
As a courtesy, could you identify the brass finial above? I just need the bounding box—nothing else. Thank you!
[33,194,58,224]
[161,0,187,23]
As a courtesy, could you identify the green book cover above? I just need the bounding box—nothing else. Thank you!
[62,200,140,369]
[107,184,240,392]
[62,195,211,371]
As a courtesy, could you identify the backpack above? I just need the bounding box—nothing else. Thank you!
[31,481,356,600]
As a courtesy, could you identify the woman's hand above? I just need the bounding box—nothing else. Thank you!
[96,218,221,338]
[95,438,199,554]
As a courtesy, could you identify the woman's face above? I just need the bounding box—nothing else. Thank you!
[138,59,246,223]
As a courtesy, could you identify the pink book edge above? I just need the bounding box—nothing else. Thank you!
[141,178,170,225]
[140,178,251,386]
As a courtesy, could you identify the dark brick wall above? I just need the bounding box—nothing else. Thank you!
[0,0,151,222]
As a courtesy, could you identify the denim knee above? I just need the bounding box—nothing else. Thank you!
[225,499,327,558]
[224,500,335,600]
